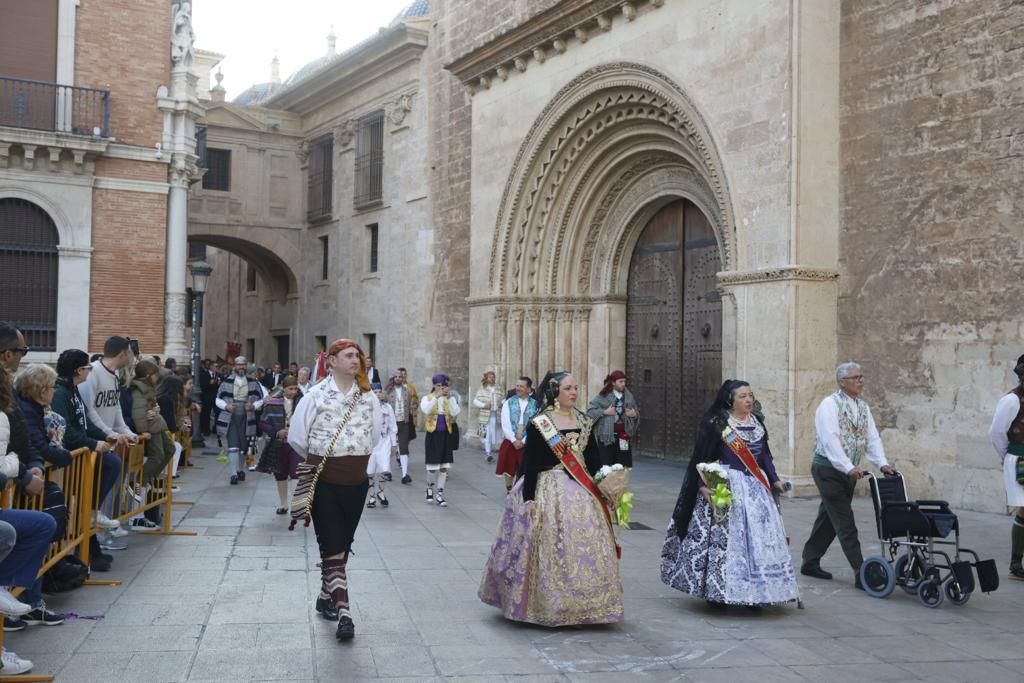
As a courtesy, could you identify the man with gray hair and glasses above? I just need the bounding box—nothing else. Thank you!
[801,361,895,588]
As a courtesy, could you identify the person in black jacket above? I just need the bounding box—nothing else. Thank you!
[199,359,218,436]
[14,365,72,469]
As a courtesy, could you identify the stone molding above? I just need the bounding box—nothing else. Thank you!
[468,294,627,308]
[0,128,108,172]
[446,0,663,91]
[716,266,840,287]
[487,63,735,297]
[94,176,170,194]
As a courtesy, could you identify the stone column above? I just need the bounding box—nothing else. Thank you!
[493,306,509,383]
[523,307,541,381]
[539,306,558,377]
[507,308,524,380]
[163,166,191,361]
[556,307,573,371]
[571,306,590,389]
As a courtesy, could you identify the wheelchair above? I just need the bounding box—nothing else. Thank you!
[859,472,999,608]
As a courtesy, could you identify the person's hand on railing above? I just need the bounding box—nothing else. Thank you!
[95,440,112,454]
[25,468,45,496]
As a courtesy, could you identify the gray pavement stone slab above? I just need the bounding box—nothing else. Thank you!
[77,623,202,652]
[188,648,314,681]
[895,660,1024,683]
[790,662,923,681]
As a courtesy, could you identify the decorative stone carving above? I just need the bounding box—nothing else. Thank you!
[574,27,589,44]
[297,139,310,166]
[514,57,527,73]
[552,38,567,54]
[716,266,841,286]
[387,94,414,128]
[622,3,637,21]
[532,47,546,64]
[495,65,509,81]
[596,13,613,31]
[170,1,195,68]
[334,120,355,148]
[479,75,491,90]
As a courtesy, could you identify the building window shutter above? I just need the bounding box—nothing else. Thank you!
[0,198,59,351]
[354,110,384,209]
[307,134,333,222]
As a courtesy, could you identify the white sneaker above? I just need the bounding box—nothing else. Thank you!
[0,648,33,674]
[0,588,31,616]
[92,511,120,530]
[108,525,130,538]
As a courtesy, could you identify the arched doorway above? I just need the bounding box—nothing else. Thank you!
[0,198,59,350]
[626,198,721,459]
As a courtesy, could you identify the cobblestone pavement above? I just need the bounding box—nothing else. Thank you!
[9,441,1023,682]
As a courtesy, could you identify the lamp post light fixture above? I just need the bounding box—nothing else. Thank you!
[188,258,212,448]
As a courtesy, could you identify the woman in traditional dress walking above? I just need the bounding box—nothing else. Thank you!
[473,370,502,463]
[479,371,624,626]
[660,379,798,607]
[420,373,460,507]
[257,376,304,514]
[366,382,397,508]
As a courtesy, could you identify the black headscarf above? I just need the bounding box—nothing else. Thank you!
[537,370,571,412]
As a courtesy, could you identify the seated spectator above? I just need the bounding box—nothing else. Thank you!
[15,364,73,470]
[0,364,63,633]
[51,350,124,536]
[130,361,176,485]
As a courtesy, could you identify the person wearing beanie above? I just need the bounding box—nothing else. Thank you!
[420,373,460,507]
[366,382,396,509]
[988,353,1024,581]
[288,339,382,642]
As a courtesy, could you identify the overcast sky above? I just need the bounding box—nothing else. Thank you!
[192,0,416,98]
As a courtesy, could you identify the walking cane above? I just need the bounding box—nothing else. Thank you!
[774,481,805,609]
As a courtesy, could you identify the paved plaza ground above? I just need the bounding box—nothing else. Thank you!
[7,441,1023,682]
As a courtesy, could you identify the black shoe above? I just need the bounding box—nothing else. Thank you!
[425,487,433,501]
[378,493,389,508]
[366,496,377,509]
[238,470,246,482]
[401,475,412,485]
[91,555,112,572]
[23,604,64,626]
[3,616,26,632]
[230,474,238,485]
[315,597,338,621]
[336,616,355,641]
[275,507,288,515]
[800,564,833,580]
[486,455,494,463]
[1008,564,1024,581]
[382,472,392,482]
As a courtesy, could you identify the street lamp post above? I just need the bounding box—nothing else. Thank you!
[188,259,212,448]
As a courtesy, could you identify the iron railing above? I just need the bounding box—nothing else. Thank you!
[0,76,110,138]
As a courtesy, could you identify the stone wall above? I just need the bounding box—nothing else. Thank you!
[839,0,1024,511]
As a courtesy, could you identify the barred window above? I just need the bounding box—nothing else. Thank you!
[367,223,379,273]
[354,110,384,209]
[307,134,333,222]
[0,198,59,351]
[246,262,257,292]
[202,148,231,191]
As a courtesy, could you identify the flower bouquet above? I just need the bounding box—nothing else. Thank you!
[696,461,733,523]
[594,463,633,529]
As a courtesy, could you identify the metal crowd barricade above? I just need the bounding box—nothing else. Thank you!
[101,433,195,539]
[0,448,98,683]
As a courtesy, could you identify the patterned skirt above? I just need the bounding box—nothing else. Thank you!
[478,470,624,626]
[495,439,522,478]
[660,469,798,606]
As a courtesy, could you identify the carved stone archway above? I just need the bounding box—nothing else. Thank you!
[475,63,736,397]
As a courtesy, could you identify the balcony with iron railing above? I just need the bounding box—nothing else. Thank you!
[0,76,110,138]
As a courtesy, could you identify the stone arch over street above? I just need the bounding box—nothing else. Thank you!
[474,62,736,402]
[186,224,301,302]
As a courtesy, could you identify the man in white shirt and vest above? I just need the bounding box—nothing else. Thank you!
[289,339,381,642]
[801,362,895,588]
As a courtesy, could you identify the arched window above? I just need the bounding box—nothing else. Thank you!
[0,198,59,351]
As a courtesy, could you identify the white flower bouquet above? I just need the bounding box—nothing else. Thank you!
[594,464,633,529]
[696,461,734,523]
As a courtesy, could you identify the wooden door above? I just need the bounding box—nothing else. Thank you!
[626,199,721,459]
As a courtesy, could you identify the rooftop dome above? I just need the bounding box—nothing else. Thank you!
[390,0,429,25]
[231,81,283,106]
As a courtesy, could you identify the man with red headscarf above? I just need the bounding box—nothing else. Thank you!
[586,370,640,467]
[288,339,382,641]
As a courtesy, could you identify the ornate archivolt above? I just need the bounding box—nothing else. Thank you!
[487,62,735,299]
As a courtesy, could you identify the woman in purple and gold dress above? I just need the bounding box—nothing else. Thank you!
[479,371,623,626]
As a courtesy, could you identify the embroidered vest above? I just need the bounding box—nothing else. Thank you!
[1008,389,1024,445]
[475,387,499,425]
[425,396,454,433]
[813,392,868,467]
[507,396,539,439]
[306,382,375,457]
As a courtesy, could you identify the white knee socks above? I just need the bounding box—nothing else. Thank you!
[436,470,448,492]
[399,454,409,477]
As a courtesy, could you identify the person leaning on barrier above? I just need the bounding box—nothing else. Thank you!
[800,362,895,589]
[130,361,179,485]
[51,350,126,544]
[78,336,137,450]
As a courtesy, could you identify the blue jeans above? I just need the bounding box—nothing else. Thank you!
[97,450,122,507]
[0,509,55,607]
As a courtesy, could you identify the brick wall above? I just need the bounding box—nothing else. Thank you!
[839,0,1024,510]
[75,0,170,147]
[88,189,167,353]
[94,158,167,183]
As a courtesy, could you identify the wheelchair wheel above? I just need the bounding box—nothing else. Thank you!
[860,556,896,598]
[943,577,971,606]
[895,553,923,594]
[916,577,945,608]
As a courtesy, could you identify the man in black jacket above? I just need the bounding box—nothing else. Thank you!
[199,359,218,435]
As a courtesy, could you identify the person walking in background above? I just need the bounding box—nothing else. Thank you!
[215,356,264,485]
[586,371,640,468]
[367,382,396,509]
[988,353,1024,581]
[800,362,895,588]
[473,369,502,463]
[420,374,459,507]
[496,377,538,493]
[258,376,304,515]
[199,359,218,436]
[383,372,415,484]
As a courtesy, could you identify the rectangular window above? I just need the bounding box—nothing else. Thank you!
[354,110,384,209]
[246,338,255,362]
[363,333,376,362]
[319,235,329,280]
[315,335,327,352]
[307,134,333,221]
[245,262,257,292]
[202,148,231,191]
[188,242,207,260]
[367,223,379,273]
[185,287,194,326]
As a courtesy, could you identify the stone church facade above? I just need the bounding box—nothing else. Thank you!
[198,0,1021,511]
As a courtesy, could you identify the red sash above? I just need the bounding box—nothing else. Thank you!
[531,413,621,557]
[720,424,772,494]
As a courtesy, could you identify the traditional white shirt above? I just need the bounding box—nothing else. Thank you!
[814,390,888,473]
[288,376,381,457]
[215,374,264,410]
[500,397,530,442]
[989,393,1020,461]
[391,386,407,421]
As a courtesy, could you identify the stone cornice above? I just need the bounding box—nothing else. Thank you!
[716,266,840,287]
[94,176,170,194]
[445,0,663,90]
[467,294,628,308]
